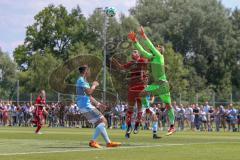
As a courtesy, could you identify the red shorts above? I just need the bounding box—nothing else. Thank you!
[128,85,145,106]
[35,112,44,125]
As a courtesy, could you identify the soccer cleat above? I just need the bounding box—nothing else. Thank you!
[126,126,132,134]
[125,125,132,138]
[133,126,139,134]
[125,132,130,139]
[166,127,176,136]
[153,134,162,139]
[89,140,102,148]
[35,132,43,135]
[106,141,121,147]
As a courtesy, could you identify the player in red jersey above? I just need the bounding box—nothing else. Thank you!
[112,50,149,138]
[33,90,48,134]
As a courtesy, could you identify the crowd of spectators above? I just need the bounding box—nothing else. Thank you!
[0,100,239,132]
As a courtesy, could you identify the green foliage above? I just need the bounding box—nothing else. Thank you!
[0,50,17,99]
[163,44,189,99]
[17,52,60,95]
[230,8,240,100]
[131,0,236,100]
[3,1,240,102]
[13,4,88,70]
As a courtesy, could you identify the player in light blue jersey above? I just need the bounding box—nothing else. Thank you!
[76,65,121,148]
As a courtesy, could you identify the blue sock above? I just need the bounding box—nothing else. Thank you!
[92,123,102,141]
[93,123,111,143]
[152,121,158,133]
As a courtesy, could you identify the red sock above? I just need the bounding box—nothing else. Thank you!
[35,121,42,133]
[35,125,41,133]
[126,110,133,127]
[135,112,143,127]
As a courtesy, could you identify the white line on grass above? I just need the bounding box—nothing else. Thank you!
[0,144,183,156]
[0,142,240,156]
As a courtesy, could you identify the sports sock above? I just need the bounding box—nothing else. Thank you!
[152,121,158,133]
[135,111,143,128]
[35,125,41,133]
[92,124,101,141]
[99,123,111,143]
[93,122,111,143]
[166,105,175,125]
[126,110,133,127]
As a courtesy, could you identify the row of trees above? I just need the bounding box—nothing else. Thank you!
[1,0,240,103]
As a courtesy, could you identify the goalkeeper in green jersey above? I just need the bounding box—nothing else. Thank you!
[128,26,175,135]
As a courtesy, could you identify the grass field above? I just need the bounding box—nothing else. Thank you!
[0,127,239,160]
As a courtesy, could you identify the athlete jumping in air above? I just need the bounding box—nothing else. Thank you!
[128,26,176,135]
[111,50,148,138]
[76,65,121,148]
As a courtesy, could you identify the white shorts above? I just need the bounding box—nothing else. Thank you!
[78,104,104,124]
[143,107,156,116]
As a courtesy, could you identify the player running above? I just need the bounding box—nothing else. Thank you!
[128,26,176,135]
[33,90,48,134]
[76,65,121,148]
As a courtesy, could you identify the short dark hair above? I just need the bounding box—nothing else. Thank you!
[79,65,88,74]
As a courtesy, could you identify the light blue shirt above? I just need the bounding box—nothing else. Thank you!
[203,105,210,113]
[76,76,91,108]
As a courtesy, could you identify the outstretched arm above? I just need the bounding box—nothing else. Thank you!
[139,26,161,57]
[128,31,153,59]
[111,57,134,70]
[111,58,124,70]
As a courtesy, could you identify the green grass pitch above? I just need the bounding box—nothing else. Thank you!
[0,127,239,160]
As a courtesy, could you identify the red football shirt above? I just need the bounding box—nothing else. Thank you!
[122,58,149,86]
[35,96,46,113]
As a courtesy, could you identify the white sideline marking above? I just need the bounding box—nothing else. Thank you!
[0,144,183,156]
[0,142,239,156]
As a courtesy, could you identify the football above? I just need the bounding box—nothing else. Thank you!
[105,7,116,17]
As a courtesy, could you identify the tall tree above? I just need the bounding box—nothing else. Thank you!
[14,4,88,70]
[0,49,17,99]
[131,0,234,99]
[230,8,240,100]
[17,51,60,99]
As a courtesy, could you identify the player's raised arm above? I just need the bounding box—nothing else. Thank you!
[111,58,125,70]
[128,31,153,59]
[139,26,161,57]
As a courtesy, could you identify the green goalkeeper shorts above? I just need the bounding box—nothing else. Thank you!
[145,80,171,104]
